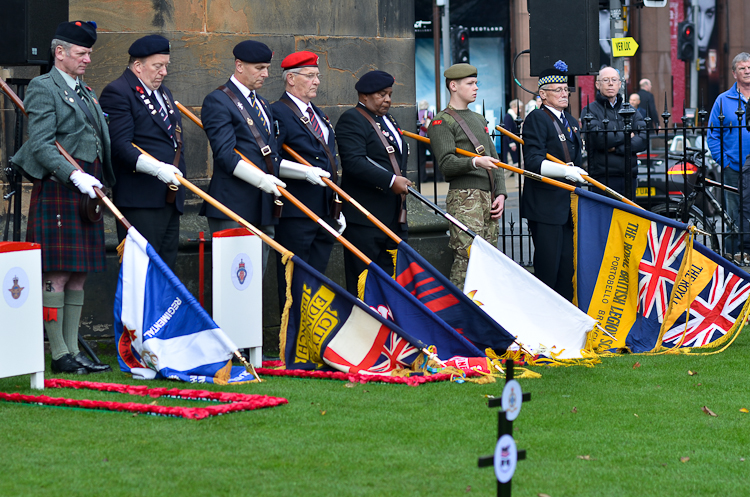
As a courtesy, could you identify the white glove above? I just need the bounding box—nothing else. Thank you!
[135,154,182,186]
[69,170,102,198]
[233,159,286,196]
[279,159,330,186]
[540,160,588,184]
[336,212,346,235]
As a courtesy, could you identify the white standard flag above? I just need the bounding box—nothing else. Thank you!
[463,237,595,359]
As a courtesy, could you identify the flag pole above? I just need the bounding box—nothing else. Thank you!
[494,125,643,210]
[400,128,575,193]
[280,143,406,244]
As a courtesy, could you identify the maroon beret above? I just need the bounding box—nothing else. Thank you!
[280,51,319,70]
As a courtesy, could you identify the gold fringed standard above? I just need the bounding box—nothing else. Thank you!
[116,238,127,264]
[278,251,295,369]
[357,268,369,300]
[387,248,399,278]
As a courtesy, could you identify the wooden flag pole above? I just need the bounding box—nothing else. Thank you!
[494,125,643,210]
[400,129,576,193]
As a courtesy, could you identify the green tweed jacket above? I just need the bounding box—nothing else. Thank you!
[11,67,114,187]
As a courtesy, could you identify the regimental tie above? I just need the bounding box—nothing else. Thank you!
[249,91,269,133]
[155,93,173,140]
[561,112,573,139]
[308,106,323,139]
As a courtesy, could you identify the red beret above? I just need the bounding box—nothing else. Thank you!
[281,51,319,70]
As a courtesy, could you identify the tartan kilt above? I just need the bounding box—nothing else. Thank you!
[26,159,106,273]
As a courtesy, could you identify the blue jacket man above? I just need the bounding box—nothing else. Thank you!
[100,34,185,269]
[707,52,750,255]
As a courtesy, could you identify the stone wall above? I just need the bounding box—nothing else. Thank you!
[1,0,456,354]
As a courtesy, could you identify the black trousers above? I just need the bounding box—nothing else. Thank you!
[275,216,335,308]
[116,204,180,270]
[343,222,407,295]
[528,217,574,302]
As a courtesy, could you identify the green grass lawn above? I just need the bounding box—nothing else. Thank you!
[1,330,749,497]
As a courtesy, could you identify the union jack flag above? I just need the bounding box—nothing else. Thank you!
[638,224,686,321]
[662,265,750,348]
[366,331,421,374]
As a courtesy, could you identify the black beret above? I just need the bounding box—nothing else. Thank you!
[233,40,273,63]
[54,21,97,48]
[128,35,171,58]
[355,70,395,94]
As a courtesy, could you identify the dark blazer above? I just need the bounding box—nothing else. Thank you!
[521,107,583,225]
[271,92,337,218]
[99,69,186,212]
[334,103,409,227]
[200,79,281,226]
[502,111,520,163]
[637,89,659,129]
[11,67,114,186]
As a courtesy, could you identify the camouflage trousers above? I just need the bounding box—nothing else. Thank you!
[446,188,499,289]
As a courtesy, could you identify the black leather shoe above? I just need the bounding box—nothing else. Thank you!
[74,352,112,373]
[51,354,89,375]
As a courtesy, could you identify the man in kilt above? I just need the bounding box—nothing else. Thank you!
[11,21,114,374]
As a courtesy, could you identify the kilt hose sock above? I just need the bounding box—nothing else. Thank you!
[43,291,67,360]
[63,290,85,356]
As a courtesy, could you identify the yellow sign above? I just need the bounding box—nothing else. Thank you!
[612,37,639,57]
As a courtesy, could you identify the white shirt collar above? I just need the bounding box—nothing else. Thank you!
[55,67,79,91]
[230,74,253,100]
[544,105,563,119]
[286,91,312,114]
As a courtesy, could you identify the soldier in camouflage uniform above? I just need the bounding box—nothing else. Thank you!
[428,64,506,288]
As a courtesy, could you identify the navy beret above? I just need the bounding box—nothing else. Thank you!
[355,70,395,94]
[233,40,273,63]
[54,21,97,48]
[128,35,171,58]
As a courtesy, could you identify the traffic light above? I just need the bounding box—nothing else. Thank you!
[677,20,695,62]
[452,26,470,64]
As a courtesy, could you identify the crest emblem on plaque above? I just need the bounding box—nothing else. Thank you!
[4,267,30,308]
[236,259,248,285]
[8,275,24,300]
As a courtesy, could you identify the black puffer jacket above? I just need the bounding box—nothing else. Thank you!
[581,92,647,178]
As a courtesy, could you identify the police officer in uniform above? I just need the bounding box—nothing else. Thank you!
[12,21,113,373]
[335,70,412,294]
[100,35,185,269]
[271,51,336,305]
[521,61,588,301]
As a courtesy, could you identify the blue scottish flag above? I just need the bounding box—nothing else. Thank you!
[393,241,515,352]
[361,262,485,360]
[282,256,426,374]
[114,228,256,384]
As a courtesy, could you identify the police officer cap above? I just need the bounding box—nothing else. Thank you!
[444,63,477,80]
[233,40,273,63]
[128,35,171,58]
[355,70,395,94]
[281,51,319,69]
[538,60,568,87]
[54,21,97,48]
